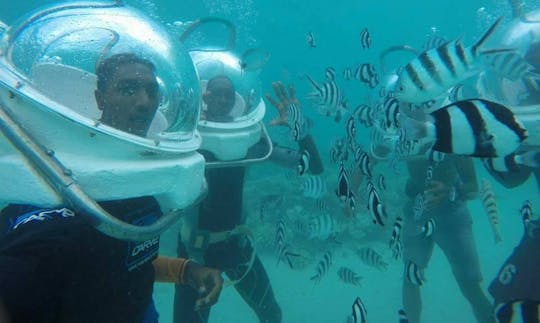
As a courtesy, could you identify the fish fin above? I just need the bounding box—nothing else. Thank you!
[305,74,322,93]
[514,149,540,168]
[472,17,504,55]
[398,113,435,141]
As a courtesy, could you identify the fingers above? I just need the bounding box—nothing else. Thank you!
[273,81,288,104]
[265,93,281,109]
[194,271,223,311]
[287,84,297,103]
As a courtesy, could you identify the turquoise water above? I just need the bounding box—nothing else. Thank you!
[2,0,540,322]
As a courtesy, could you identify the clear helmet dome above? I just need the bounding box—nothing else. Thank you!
[1,1,201,149]
[189,50,271,163]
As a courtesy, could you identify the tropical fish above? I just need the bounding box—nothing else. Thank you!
[338,267,363,286]
[306,74,348,122]
[239,48,271,72]
[421,218,436,238]
[307,213,339,240]
[352,297,368,323]
[394,17,504,103]
[358,247,388,271]
[398,309,409,323]
[405,260,425,286]
[310,251,333,283]
[480,178,502,243]
[343,67,354,80]
[401,99,528,157]
[360,27,372,49]
[366,180,386,226]
[482,150,540,173]
[325,67,336,81]
[389,216,404,260]
[356,63,379,88]
[307,32,316,48]
[297,150,311,176]
[302,175,328,199]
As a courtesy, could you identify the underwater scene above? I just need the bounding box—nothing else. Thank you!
[1,0,540,322]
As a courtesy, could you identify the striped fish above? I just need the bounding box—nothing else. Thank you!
[343,67,354,80]
[338,267,363,286]
[413,193,424,220]
[360,27,371,49]
[421,218,436,238]
[495,300,540,323]
[287,103,308,141]
[402,99,528,157]
[352,297,368,323]
[521,200,534,225]
[366,180,386,226]
[482,150,540,173]
[330,138,349,163]
[398,309,409,323]
[326,67,337,81]
[297,150,310,176]
[377,174,386,191]
[307,32,316,48]
[383,96,400,130]
[310,251,333,283]
[357,247,388,271]
[274,216,300,268]
[336,162,356,209]
[423,34,447,51]
[480,178,502,243]
[389,216,403,260]
[405,260,425,286]
[355,104,374,128]
[395,17,503,103]
[307,213,339,240]
[482,50,540,82]
[356,63,379,88]
[346,116,357,146]
[355,148,372,179]
[306,74,347,122]
[302,175,328,199]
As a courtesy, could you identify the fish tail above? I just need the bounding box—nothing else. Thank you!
[472,16,504,55]
[515,150,540,168]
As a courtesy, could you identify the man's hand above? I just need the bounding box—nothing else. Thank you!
[424,180,450,211]
[183,261,223,310]
[265,81,299,127]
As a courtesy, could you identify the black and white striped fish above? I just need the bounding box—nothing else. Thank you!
[495,300,540,323]
[354,104,374,128]
[413,193,425,220]
[398,309,409,323]
[426,165,433,182]
[389,216,403,260]
[482,50,540,82]
[360,28,371,49]
[401,99,528,158]
[366,180,386,226]
[343,67,354,80]
[405,260,425,286]
[346,116,357,146]
[274,216,300,268]
[421,218,436,238]
[358,247,388,271]
[338,267,363,286]
[356,63,379,88]
[330,138,349,163]
[352,297,368,323]
[480,178,502,243]
[482,150,540,173]
[423,34,447,51]
[394,17,504,103]
[307,32,316,48]
[325,67,336,82]
[297,150,311,176]
[377,174,386,191]
[302,175,327,199]
[316,198,330,213]
[306,74,347,122]
[336,162,356,210]
[355,148,372,179]
[310,251,333,283]
[287,103,309,141]
[383,96,400,130]
[307,213,339,240]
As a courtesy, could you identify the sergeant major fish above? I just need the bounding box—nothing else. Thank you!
[357,247,388,271]
[338,267,363,286]
[310,251,333,283]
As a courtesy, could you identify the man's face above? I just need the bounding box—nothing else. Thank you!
[96,62,159,136]
[203,78,235,121]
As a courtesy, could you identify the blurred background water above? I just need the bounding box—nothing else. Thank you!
[2,1,539,322]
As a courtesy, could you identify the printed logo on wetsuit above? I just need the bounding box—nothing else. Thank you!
[11,208,75,230]
[126,214,160,271]
[498,263,517,285]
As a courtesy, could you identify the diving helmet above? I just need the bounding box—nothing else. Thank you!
[0,1,206,240]
[190,50,272,166]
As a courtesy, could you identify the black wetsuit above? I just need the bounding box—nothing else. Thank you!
[174,136,323,323]
[0,197,161,323]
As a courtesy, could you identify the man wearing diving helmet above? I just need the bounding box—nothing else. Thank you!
[0,53,223,323]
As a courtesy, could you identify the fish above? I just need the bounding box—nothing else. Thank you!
[297,150,311,176]
[310,251,332,283]
[360,28,372,49]
[357,247,388,271]
[413,193,425,220]
[356,63,379,88]
[336,161,354,203]
[275,242,300,269]
[366,180,386,226]
[307,213,339,240]
[330,138,349,163]
[307,32,316,48]
[482,150,540,173]
[421,218,436,238]
[287,103,309,141]
[274,216,300,268]
[343,67,354,80]
[405,260,425,286]
[480,178,502,243]
[383,96,401,130]
[377,174,386,191]
[346,116,357,146]
[426,165,433,182]
[482,50,540,82]
[398,309,409,323]
[394,17,504,103]
[355,148,372,179]
[401,99,528,157]
[306,74,348,122]
[325,66,337,82]
[239,48,271,72]
[520,200,534,225]
[352,297,368,323]
[389,216,403,260]
[354,104,374,128]
[302,175,328,199]
[338,267,363,286]
[495,300,540,323]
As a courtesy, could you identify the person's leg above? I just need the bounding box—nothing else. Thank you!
[173,238,210,323]
[402,224,435,323]
[436,204,495,323]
